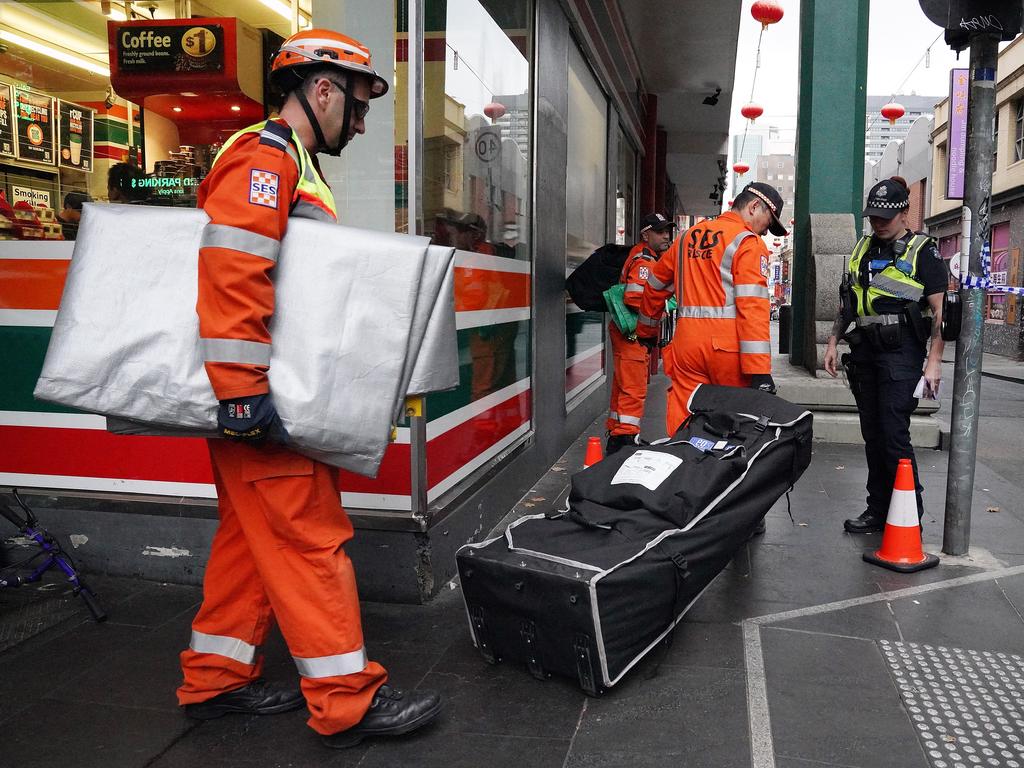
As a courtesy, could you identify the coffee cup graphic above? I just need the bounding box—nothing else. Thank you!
[69,132,82,165]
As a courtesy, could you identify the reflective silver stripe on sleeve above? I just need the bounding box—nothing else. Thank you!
[201,224,281,263]
[647,273,670,291]
[201,338,272,366]
[260,128,289,150]
[293,647,368,678]
[618,414,642,426]
[735,283,770,299]
[740,340,772,355]
[678,305,737,319]
[291,200,335,222]
[719,231,754,308]
[609,411,619,421]
[625,283,645,294]
[637,313,660,327]
[190,630,257,665]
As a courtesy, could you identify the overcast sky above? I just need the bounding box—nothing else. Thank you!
[728,0,967,165]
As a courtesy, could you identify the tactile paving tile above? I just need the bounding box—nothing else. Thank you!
[881,640,1024,768]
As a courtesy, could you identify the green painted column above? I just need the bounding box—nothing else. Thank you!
[790,0,869,368]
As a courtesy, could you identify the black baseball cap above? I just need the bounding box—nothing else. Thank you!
[862,178,910,219]
[741,182,788,236]
[640,212,674,233]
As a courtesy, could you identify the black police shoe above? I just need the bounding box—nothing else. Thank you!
[843,510,887,534]
[322,684,443,749]
[605,433,647,456]
[183,678,305,720]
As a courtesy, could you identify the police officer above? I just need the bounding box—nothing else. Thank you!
[823,176,947,533]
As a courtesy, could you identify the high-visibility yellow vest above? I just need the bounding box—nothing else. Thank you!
[849,233,932,316]
[214,120,337,221]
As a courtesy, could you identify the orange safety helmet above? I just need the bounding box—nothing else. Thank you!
[270,29,389,98]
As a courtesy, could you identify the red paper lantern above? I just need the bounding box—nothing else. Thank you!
[741,102,764,122]
[751,0,784,30]
[789,218,795,225]
[773,240,782,247]
[727,200,734,207]
[732,162,750,175]
[880,101,905,126]
[483,101,506,120]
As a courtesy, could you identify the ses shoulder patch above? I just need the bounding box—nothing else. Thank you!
[249,169,280,209]
[760,255,770,278]
[638,265,650,281]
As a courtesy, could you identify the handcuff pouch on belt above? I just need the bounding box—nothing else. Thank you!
[850,314,903,352]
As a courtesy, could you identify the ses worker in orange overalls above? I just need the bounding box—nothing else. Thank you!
[605,213,675,454]
[176,29,442,749]
[637,182,786,435]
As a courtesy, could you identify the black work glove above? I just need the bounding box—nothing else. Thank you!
[636,334,658,350]
[749,374,777,395]
[217,393,286,444]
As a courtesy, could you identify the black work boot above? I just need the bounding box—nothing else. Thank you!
[605,433,646,456]
[183,678,305,720]
[322,684,443,749]
[843,509,886,534]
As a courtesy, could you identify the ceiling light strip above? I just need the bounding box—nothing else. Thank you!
[0,30,110,77]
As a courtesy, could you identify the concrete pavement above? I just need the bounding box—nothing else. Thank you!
[3,364,1024,767]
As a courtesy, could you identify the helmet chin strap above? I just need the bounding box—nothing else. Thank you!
[294,72,354,157]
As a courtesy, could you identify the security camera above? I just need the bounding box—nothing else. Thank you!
[103,86,116,109]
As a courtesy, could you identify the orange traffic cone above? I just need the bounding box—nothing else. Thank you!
[863,458,938,573]
[583,436,604,467]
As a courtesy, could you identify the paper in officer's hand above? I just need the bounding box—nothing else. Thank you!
[913,376,941,400]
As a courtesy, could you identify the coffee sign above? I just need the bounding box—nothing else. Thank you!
[116,24,224,73]
[13,88,54,165]
[0,84,14,158]
[58,100,95,173]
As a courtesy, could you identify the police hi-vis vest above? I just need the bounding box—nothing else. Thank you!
[215,120,338,222]
[849,233,932,316]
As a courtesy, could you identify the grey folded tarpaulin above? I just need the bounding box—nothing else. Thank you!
[33,203,458,478]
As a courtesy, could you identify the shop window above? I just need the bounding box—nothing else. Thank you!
[986,222,1010,323]
[615,126,636,246]
[1015,100,1024,163]
[420,0,535,455]
[565,41,607,404]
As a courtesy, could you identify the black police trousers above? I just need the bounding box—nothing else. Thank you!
[846,333,926,519]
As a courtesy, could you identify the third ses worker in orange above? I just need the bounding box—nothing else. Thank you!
[605,212,675,454]
[636,182,786,435]
[176,28,441,749]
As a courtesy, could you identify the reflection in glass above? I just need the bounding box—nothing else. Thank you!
[423,0,532,454]
[565,42,607,403]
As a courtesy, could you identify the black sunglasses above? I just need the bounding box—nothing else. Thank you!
[321,78,370,120]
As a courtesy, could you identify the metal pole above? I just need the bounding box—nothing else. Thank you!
[943,31,999,556]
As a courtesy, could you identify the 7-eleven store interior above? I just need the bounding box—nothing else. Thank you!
[0,0,723,602]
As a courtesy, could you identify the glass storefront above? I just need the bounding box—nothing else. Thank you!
[2,0,536,516]
[419,0,533,502]
[564,41,607,405]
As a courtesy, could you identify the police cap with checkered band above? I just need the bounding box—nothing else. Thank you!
[862,177,910,220]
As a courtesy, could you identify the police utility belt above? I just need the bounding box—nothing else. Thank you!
[845,308,930,351]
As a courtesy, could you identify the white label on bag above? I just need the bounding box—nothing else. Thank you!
[610,450,683,491]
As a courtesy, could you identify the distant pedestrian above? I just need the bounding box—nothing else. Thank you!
[823,176,946,533]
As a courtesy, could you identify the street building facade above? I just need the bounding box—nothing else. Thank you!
[0,0,742,600]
